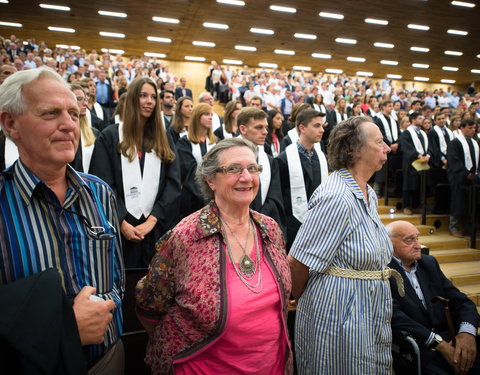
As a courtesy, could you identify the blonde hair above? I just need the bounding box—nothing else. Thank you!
[188,103,216,144]
[70,83,96,146]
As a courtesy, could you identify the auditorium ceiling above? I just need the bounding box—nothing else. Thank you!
[1,0,479,85]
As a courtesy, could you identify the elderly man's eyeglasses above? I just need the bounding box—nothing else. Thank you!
[216,164,263,175]
[76,95,90,103]
[403,234,420,245]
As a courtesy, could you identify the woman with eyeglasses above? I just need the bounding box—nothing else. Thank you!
[177,103,217,218]
[70,83,99,173]
[136,137,292,375]
[90,77,181,268]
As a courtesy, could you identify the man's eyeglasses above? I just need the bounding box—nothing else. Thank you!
[76,96,89,103]
[402,234,420,245]
[216,163,263,175]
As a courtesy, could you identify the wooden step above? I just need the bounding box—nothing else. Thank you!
[420,234,470,250]
[425,215,450,232]
[440,261,480,285]
[458,284,480,306]
[430,248,480,263]
[380,213,422,225]
[417,225,436,235]
[378,205,397,215]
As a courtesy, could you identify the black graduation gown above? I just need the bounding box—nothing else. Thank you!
[213,126,238,141]
[249,154,286,234]
[324,110,346,144]
[446,138,476,216]
[428,127,452,186]
[280,134,293,153]
[89,124,181,268]
[374,115,402,184]
[277,148,323,250]
[177,136,210,218]
[70,127,100,173]
[167,126,182,145]
[398,129,432,191]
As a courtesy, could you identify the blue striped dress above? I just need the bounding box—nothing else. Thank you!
[290,168,393,374]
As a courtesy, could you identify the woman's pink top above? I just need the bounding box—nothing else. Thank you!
[174,232,287,374]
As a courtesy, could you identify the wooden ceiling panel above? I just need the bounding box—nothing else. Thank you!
[1,0,479,84]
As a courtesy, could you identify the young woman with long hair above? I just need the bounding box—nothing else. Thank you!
[168,96,194,144]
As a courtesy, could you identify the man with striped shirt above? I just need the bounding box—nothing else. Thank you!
[0,67,124,373]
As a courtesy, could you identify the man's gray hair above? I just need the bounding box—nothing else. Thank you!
[0,67,72,133]
[195,137,258,201]
[198,92,212,103]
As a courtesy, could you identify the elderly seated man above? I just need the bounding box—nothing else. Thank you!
[387,220,480,375]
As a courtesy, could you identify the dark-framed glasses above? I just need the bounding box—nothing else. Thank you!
[216,163,263,175]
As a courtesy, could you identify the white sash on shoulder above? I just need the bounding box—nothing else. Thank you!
[457,133,479,171]
[433,125,454,156]
[212,113,221,131]
[93,102,104,121]
[5,137,19,168]
[407,125,428,155]
[313,103,327,114]
[335,110,347,124]
[119,122,161,219]
[257,146,271,205]
[287,127,299,144]
[286,143,328,222]
[81,133,94,173]
[378,113,398,143]
[221,124,233,139]
[189,137,215,165]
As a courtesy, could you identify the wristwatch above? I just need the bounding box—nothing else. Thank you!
[429,334,443,351]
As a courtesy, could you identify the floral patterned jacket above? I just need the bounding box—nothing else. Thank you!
[135,201,292,374]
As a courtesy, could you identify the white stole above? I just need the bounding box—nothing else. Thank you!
[93,102,104,121]
[81,133,94,173]
[457,133,479,171]
[433,125,453,156]
[212,113,221,131]
[5,137,19,168]
[285,143,328,222]
[221,124,233,139]
[378,113,398,143]
[407,125,428,155]
[114,114,121,124]
[119,122,161,219]
[257,146,271,205]
[335,110,347,124]
[313,103,327,114]
[287,127,299,144]
[86,108,93,128]
[189,138,215,164]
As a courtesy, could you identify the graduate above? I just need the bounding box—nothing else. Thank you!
[276,109,328,250]
[177,103,217,217]
[214,100,242,140]
[90,77,181,268]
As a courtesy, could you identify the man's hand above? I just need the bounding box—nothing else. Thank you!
[121,220,144,242]
[437,341,459,372]
[135,215,157,237]
[453,333,477,374]
[73,286,115,345]
[390,143,399,153]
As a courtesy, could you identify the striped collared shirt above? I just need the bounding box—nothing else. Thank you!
[0,159,124,363]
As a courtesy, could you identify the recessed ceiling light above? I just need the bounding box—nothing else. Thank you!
[442,66,459,71]
[477,54,480,58]
[274,49,295,55]
[294,33,316,40]
[441,79,456,83]
[147,36,172,43]
[312,53,332,59]
[40,4,70,11]
[336,37,357,44]
[48,26,75,33]
[451,1,475,7]
[444,50,463,56]
[217,0,245,5]
[193,41,216,47]
[347,56,366,62]
[387,74,402,79]
[270,5,296,13]
[259,62,278,68]
[152,16,179,24]
[319,11,344,19]
[99,31,125,38]
[101,48,125,54]
[235,45,256,51]
[293,66,311,71]
[185,56,206,61]
[56,44,70,49]
[414,76,429,81]
[412,63,429,68]
[223,59,243,65]
[0,21,22,27]
[144,52,166,58]
[408,24,430,31]
[98,10,127,18]
[250,27,274,35]
[203,22,229,29]
[70,45,80,50]
[471,69,480,74]
[0,1,9,3]
[381,60,398,65]
[357,71,373,76]
[374,42,394,48]
[325,68,343,74]
[447,29,468,36]
[365,18,388,25]
[410,46,430,52]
